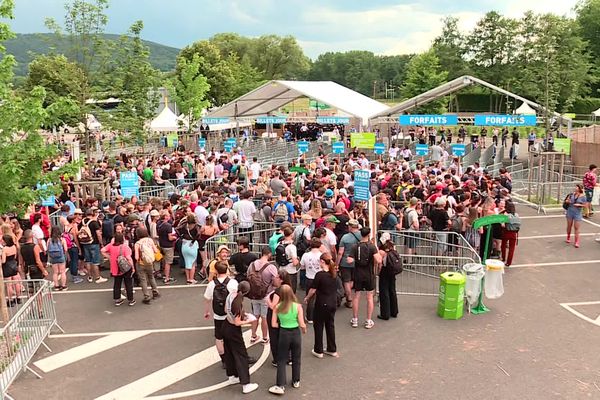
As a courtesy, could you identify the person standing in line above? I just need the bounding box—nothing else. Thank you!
[47,226,68,290]
[501,202,521,267]
[347,227,381,329]
[157,210,177,284]
[300,239,323,324]
[204,261,239,370]
[101,232,135,306]
[269,284,307,395]
[229,237,258,282]
[277,227,299,293]
[221,281,259,394]
[565,184,586,248]
[134,227,160,304]
[304,253,339,359]
[377,236,399,320]
[79,208,107,284]
[337,220,361,308]
[266,269,292,367]
[247,248,278,344]
[582,164,598,218]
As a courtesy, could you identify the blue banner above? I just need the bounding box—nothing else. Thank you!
[374,143,385,155]
[120,171,140,199]
[256,116,287,124]
[354,170,371,201]
[298,141,309,154]
[452,144,466,157]
[198,138,206,148]
[474,114,537,126]
[316,116,350,125]
[415,144,429,156]
[399,114,458,126]
[37,184,55,207]
[332,142,345,154]
[202,117,230,125]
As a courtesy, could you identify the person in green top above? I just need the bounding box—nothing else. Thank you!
[269,284,306,395]
[142,164,153,184]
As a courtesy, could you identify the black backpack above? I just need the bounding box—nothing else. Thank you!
[275,242,290,266]
[379,212,394,230]
[295,227,309,258]
[355,242,371,269]
[386,249,403,275]
[212,277,230,316]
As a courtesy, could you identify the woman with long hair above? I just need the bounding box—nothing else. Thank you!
[1,234,22,306]
[177,214,201,284]
[266,269,292,367]
[47,226,68,290]
[308,199,322,223]
[565,184,586,248]
[199,214,220,273]
[304,253,339,358]
[501,201,520,266]
[270,284,306,395]
[101,232,135,306]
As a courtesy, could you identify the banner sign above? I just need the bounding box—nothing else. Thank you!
[399,114,458,126]
[415,144,429,156]
[198,138,206,148]
[474,114,537,126]
[316,116,350,125]
[120,171,140,199]
[354,169,371,201]
[452,144,466,157]
[202,117,229,125]
[166,133,178,147]
[332,141,345,154]
[37,184,55,207]
[373,143,386,155]
[553,138,571,155]
[297,141,309,154]
[256,116,287,124]
[350,132,376,149]
[224,138,237,152]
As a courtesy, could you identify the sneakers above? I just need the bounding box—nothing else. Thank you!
[311,350,324,359]
[575,242,580,248]
[115,299,125,306]
[73,277,84,284]
[242,383,258,394]
[364,319,375,329]
[306,320,313,324]
[292,381,300,388]
[268,385,284,395]
[142,298,151,305]
[128,300,136,307]
[324,351,339,358]
[61,286,68,291]
[228,376,240,385]
[271,360,278,367]
[163,277,176,285]
[95,277,108,284]
[350,318,358,328]
[152,292,161,299]
[87,276,93,283]
[78,271,87,276]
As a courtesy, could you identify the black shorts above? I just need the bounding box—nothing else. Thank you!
[340,267,354,283]
[353,272,375,292]
[214,318,225,340]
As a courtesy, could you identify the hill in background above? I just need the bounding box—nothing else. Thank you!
[4,33,180,76]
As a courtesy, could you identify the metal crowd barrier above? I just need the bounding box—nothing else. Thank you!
[137,183,177,202]
[0,280,64,400]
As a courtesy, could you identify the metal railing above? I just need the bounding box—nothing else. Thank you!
[0,280,63,400]
[137,183,177,202]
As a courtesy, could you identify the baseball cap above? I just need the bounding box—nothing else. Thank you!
[326,216,340,224]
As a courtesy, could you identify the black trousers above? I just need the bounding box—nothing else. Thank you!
[378,272,398,319]
[113,271,134,301]
[289,272,298,293]
[221,320,250,385]
[277,328,301,386]
[313,304,336,353]
[305,278,315,321]
[268,316,280,363]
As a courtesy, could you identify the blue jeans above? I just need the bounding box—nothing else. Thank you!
[68,247,79,276]
[83,244,101,265]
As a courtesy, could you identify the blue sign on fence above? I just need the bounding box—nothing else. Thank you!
[202,117,230,125]
[256,116,287,124]
[120,171,140,199]
[332,141,345,154]
[452,144,466,157]
[198,138,206,148]
[316,116,350,125]
[354,170,371,201]
[415,144,429,156]
[399,114,458,126]
[374,142,386,155]
[474,114,537,126]
[37,184,55,207]
[298,141,309,154]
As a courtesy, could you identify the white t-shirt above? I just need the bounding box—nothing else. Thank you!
[234,199,256,229]
[204,276,239,320]
[301,250,322,280]
[32,224,46,251]
[250,162,261,180]
[389,147,399,159]
[325,228,337,248]
[216,208,238,226]
[283,243,298,275]
[194,206,209,226]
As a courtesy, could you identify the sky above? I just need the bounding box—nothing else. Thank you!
[10,0,579,58]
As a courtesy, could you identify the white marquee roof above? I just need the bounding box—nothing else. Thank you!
[515,102,536,115]
[592,108,600,117]
[150,106,182,132]
[206,80,389,126]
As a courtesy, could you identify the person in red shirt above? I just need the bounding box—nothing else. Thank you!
[29,206,51,238]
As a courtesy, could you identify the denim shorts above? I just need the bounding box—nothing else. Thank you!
[250,299,268,317]
[83,244,101,265]
[585,189,594,203]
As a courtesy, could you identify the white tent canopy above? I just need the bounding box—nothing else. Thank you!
[206,80,390,127]
[150,106,182,132]
[592,108,600,117]
[515,102,536,115]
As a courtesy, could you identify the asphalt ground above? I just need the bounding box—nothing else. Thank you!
[9,205,600,400]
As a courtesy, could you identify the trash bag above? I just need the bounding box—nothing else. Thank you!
[484,260,504,299]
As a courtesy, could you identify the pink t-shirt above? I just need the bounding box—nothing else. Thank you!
[102,243,132,276]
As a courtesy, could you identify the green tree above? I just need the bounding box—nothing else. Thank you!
[576,0,600,94]
[432,16,469,80]
[173,53,210,133]
[309,51,380,96]
[400,49,448,113]
[246,35,310,80]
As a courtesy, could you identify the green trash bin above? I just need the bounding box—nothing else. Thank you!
[437,271,465,320]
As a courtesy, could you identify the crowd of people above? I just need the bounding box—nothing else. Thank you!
[9,127,598,395]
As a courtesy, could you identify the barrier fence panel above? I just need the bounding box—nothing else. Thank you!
[0,280,63,399]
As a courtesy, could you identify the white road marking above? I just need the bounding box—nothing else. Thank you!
[95,330,262,400]
[518,233,596,240]
[519,215,563,219]
[560,301,600,327]
[583,219,600,229]
[53,283,207,294]
[34,331,149,373]
[510,259,600,268]
[48,326,214,339]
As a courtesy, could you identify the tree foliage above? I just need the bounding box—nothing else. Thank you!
[400,50,448,113]
[173,53,210,132]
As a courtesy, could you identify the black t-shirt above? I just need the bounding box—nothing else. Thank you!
[229,252,258,278]
[113,213,126,226]
[351,242,378,278]
[81,218,102,244]
[312,270,338,310]
[157,220,174,248]
[333,213,350,239]
[267,286,282,328]
[430,208,449,231]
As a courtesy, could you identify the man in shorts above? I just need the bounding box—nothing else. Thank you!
[337,219,361,308]
[347,227,381,329]
[157,210,177,284]
[248,247,278,343]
